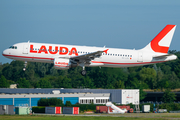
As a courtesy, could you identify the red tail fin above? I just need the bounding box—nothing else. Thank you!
[142,25,176,53]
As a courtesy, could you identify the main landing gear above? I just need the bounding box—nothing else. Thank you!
[81,70,86,76]
[81,66,86,76]
[23,61,27,71]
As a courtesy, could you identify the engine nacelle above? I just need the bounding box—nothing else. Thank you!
[54,58,71,70]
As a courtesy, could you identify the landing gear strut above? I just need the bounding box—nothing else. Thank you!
[23,61,27,71]
[81,66,86,76]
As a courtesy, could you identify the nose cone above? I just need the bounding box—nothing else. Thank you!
[2,49,8,57]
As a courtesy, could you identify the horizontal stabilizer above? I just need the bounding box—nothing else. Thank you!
[153,54,174,59]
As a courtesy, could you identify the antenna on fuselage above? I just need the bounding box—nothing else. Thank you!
[103,45,106,48]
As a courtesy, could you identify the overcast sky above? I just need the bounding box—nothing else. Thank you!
[0,0,180,64]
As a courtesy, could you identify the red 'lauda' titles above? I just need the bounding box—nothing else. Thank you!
[30,45,37,53]
[59,47,68,55]
[69,47,78,56]
[38,45,48,54]
[30,45,78,56]
[49,46,58,54]
[55,62,68,65]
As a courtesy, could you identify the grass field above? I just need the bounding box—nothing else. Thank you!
[1,113,180,120]
[0,115,164,120]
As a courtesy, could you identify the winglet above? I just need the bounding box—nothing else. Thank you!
[104,49,109,54]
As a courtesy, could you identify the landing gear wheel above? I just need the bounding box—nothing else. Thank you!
[81,70,86,76]
[23,61,27,71]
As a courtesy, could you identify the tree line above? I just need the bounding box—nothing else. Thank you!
[0,50,180,100]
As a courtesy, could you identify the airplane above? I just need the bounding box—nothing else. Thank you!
[2,24,177,76]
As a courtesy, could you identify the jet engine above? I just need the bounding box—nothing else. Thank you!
[54,58,71,70]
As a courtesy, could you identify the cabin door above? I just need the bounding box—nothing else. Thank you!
[137,52,143,62]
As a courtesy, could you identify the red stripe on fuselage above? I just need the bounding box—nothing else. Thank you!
[2,54,53,60]
[91,60,165,65]
[3,54,165,66]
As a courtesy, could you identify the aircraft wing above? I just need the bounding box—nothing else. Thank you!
[70,49,109,64]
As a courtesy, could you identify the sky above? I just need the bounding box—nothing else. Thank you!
[0,0,180,64]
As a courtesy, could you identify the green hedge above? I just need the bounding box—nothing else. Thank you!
[32,106,45,113]
[159,103,180,112]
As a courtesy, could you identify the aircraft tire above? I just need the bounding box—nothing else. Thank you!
[81,70,86,76]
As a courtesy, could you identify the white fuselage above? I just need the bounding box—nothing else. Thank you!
[2,42,177,68]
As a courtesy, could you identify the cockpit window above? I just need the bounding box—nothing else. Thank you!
[9,46,17,49]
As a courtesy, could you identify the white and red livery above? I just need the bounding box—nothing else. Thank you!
[2,25,177,75]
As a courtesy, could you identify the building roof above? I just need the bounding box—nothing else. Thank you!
[0,88,139,103]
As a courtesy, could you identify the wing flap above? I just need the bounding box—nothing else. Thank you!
[71,49,109,63]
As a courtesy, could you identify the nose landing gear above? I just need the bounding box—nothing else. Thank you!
[23,61,27,71]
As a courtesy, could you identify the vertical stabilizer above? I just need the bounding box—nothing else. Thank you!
[141,25,176,53]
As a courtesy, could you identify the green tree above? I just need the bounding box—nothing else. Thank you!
[17,78,30,88]
[162,89,176,103]
[139,88,147,101]
[48,98,64,106]
[139,67,157,89]
[65,101,72,107]
[115,80,125,89]
[0,75,8,88]
[38,98,63,106]
[38,78,52,88]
